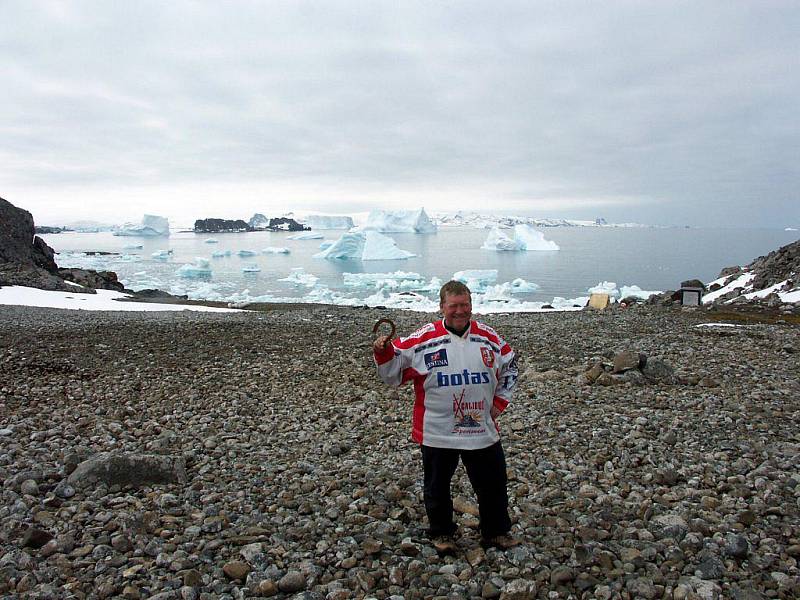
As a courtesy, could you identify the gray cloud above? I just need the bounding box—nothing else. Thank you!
[1,0,798,226]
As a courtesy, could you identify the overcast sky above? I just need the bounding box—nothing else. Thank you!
[1,1,798,227]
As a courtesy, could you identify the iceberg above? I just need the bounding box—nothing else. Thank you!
[619,285,661,300]
[481,224,559,252]
[242,265,261,273]
[211,249,232,258]
[113,214,170,237]
[237,250,257,257]
[319,241,333,250]
[306,215,355,230]
[279,268,319,287]
[205,238,219,244]
[262,247,290,254]
[123,244,143,250]
[177,258,212,278]
[342,271,441,292]
[314,231,416,261]
[452,269,498,292]
[513,225,560,251]
[152,250,173,260]
[288,231,324,240]
[481,227,523,251]
[510,278,539,293]
[362,208,437,233]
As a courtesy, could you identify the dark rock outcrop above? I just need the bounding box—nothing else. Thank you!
[57,268,125,292]
[268,217,307,232]
[0,196,133,294]
[0,197,85,292]
[194,218,252,233]
[0,196,57,271]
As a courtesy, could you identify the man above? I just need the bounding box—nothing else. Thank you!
[372,280,519,552]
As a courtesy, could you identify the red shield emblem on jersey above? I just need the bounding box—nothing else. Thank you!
[481,347,495,368]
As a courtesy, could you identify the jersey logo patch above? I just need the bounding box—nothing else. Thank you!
[424,348,449,369]
[481,347,495,368]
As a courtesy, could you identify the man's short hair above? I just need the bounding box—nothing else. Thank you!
[439,280,472,304]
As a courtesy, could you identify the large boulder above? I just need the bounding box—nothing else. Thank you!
[67,453,187,489]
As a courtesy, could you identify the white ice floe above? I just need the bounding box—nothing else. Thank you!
[152,250,172,260]
[362,208,437,233]
[0,286,236,312]
[342,271,442,292]
[176,258,212,278]
[122,244,143,250]
[211,250,232,258]
[242,265,261,273]
[261,247,290,254]
[619,285,661,300]
[510,278,539,293]
[113,215,170,237]
[237,250,257,257]
[306,215,354,230]
[319,241,333,250]
[588,281,621,297]
[452,270,498,292]
[288,231,324,240]
[314,231,416,261]
[585,281,660,301]
[481,227,523,251]
[205,238,219,244]
[278,268,319,287]
[513,225,560,251]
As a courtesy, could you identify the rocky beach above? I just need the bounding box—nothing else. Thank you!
[1,303,799,600]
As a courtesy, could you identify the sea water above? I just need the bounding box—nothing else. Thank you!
[41,227,799,307]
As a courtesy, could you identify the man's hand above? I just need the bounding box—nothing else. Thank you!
[373,335,392,352]
[490,406,501,419]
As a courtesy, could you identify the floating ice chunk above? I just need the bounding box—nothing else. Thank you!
[513,225,559,251]
[343,271,424,288]
[319,241,333,250]
[262,247,290,254]
[123,244,143,250]
[362,289,441,311]
[152,250,173,260]
[588,281,619,298]
[481,226,523,251]
[452,270,498,292]
[288,231,324,240]
[177,258,212,278]
[362,208,437,233]
[205,238,219,244]
[279,268,319,287]
[114,214,170,237]
[510,278,539,293]
[315,231,416,261]
[306,215,354,230]
[237,250,257,257]
[619,285,661,300]
[211,249,232,258]
[242,264,261,273]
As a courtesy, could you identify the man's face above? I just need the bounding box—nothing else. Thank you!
[441,292,472,330]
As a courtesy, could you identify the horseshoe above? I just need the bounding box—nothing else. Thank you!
[372,318,396,345]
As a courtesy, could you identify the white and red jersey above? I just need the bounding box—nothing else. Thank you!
[374,319,518,449]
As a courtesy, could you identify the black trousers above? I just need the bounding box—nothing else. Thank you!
[421,441,511,539]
